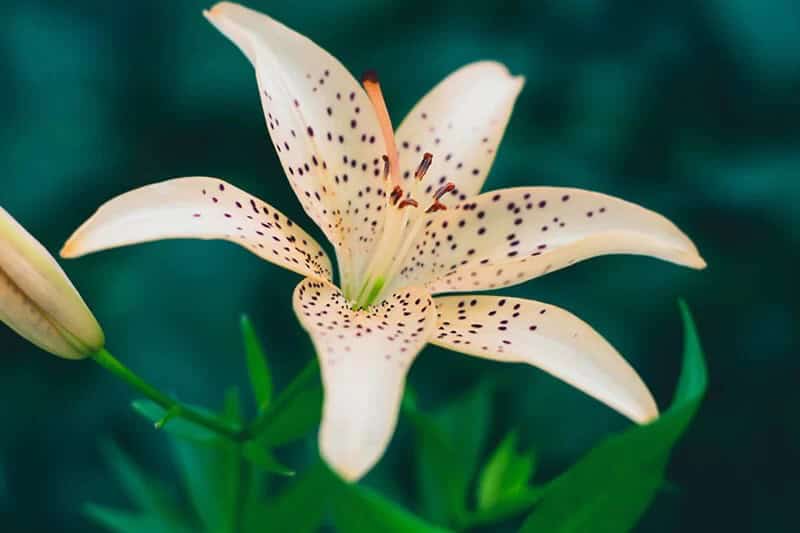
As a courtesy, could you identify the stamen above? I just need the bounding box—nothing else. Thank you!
[363,71,399,185]
[414,153,433,180]
[433,182,456,200]
[382,155,390,180]
[398,198,419,209]
[425,201,447,213]
[390,185,404,205]
[425,182,456,213]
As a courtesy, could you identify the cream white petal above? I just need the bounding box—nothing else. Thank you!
[204,2,391,281]
[0,207,103,359]
[395,61,524,209]
[61,177,332,281]
[432,295,658,423]
[388,187,705,294]
[293,278,437,481]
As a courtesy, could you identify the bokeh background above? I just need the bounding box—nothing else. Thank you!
[1,0,797,531]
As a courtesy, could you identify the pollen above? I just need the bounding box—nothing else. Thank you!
[398,198,419,209]
[426,182,455,213]
[414,152,433,180]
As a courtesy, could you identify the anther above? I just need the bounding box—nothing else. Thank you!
[425,201,447,213]
[433,182,456,201]
[382,155,390,179]
[398,198,419,209]
[414,153,433,180]
[425,182,455,213]
[390,185,404,205]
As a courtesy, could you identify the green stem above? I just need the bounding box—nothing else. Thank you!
[232,442,250,533]
[91,348,242,441]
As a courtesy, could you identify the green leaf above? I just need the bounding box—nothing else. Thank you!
[88,442,194,533]
[166,390,245,533]
[85,505,194,533]
[242,441,295,476]
[257,360,323,447]
[223,386,242,423]
[476,430,537,511]
[463,488,542,529]
[172,435,241,533]
[519,301,708,533]
[434,382,493,482]
[332,478,451,533]
[240,315,273,413]
[407,382,492,527]
[252,461,334,533]
[99,441,182,518]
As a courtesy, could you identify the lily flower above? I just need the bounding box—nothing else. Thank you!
[61,2,705,480]
[1,207,104,359]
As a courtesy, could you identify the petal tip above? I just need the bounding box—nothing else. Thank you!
[621,377,660,425]
[512,74,526,92]
[205,1,233,13]
[59,236,83,259]
[320,440,373,483]
[691,254,707,270]
[203,2,237,24]
[324,459,365,483]
[631,399,659,425]
[677,247,706,270]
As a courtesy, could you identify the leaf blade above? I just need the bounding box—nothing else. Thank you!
[519,302,708,533]
[333,479,451,533]
[240,315,273,412]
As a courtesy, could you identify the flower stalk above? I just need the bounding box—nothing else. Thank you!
[91,348,242,440]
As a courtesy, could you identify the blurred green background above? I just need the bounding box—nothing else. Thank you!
[1,0,797,531]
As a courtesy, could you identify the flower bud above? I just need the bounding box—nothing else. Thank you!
[0,207,104,359]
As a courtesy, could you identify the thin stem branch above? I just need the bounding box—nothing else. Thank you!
[91,348,242,440]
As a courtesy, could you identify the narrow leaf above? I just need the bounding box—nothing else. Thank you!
[240,315,273,412]
[84,505,194,533]
[407,381,493,527]
[257,360,322,447]
[223,386,242,423]
[476,430,536,511]
[100,441,181,518]
[248,461,334,533]
[462,488,542,529]
[519,301,708,533]
[242,442,295,476]
[332,478,451,533]
[171,431,241,532]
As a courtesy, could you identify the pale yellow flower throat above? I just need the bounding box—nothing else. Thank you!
[350,72,455,308]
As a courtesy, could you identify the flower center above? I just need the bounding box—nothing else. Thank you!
[344,71,456,309]
[352,155,455,309]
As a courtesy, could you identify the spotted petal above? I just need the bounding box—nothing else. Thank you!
[389,187,705,294]
[432,295,658,423]
[205,2,390,284]
[61,177,332,280]
[293,278,437,481]
[395,62,524,207]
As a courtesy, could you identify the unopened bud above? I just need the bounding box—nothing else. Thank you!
[0,207,104,359]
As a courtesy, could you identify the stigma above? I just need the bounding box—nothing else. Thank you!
[362,71,399,186]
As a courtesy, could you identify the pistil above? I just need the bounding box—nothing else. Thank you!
[363,71,399,186]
